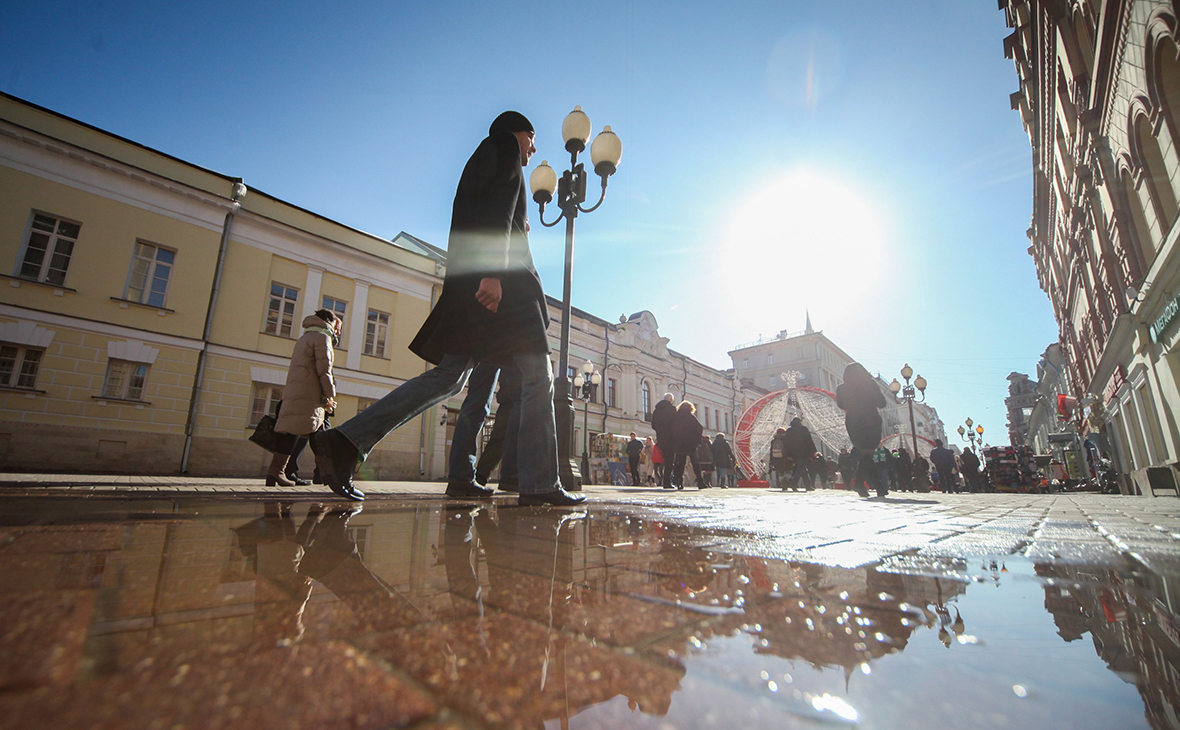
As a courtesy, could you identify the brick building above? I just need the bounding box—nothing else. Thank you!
[1000,0,1180,493]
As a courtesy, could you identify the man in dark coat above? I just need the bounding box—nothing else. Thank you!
[781,417,817,490]
[650,393,677,489]
[929,439,957,494]
[960,446,982,493]
[312,111,584,506]
[626,432,644,486]
[711,433,735,488]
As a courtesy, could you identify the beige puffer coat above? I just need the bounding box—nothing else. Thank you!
[275,314,337,436]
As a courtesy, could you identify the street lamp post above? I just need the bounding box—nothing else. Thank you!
[957,418,985,451]
[572,360,601,483]
[529,106,622,490]
[888,364,927,457]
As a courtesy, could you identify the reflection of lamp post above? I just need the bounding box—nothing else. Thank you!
[529,106,622,490]
[888,364,927,457]
[572,360,601,484]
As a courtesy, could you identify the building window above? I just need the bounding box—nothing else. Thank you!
[642,381,651,417]
[18,212,80,286]
[250,383,284,426]
[124,241,175,307]
[704,406,711,429]
[743,359,749,369]
[356,396,377,414]
[724,413,730,433]
[768,354,774,364]
[322,296,348,347]
[102,359,149,401]
[770,375,777,387]
[365,309,389,357]
[265,283,299,337]
[607,378,617,408]
[0,344,43,389]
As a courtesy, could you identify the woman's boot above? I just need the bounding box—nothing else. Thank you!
[266,453,295,486]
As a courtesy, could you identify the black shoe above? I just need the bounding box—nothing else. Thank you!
[446,481,495,499]
[310,429,358,489]
[285,473,313,486]
[518,488,588,506]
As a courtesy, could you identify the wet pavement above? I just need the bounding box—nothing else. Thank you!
[2,479,1180,729]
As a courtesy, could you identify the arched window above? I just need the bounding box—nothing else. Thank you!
[1133,114,1178,234]
[1119,167,1156,274]
[641,381,651,417]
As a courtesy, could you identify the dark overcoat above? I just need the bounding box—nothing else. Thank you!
[836,363,887,451]
[410,132,550,367]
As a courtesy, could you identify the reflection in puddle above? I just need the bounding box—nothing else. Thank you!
[0,498,1174,728]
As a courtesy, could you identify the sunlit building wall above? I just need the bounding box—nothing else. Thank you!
[0,92,446,478]
[1001,0,1180,493]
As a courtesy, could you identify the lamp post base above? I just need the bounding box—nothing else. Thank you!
[555,393,583,491]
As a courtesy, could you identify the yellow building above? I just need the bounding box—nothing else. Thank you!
[0,92,447,478]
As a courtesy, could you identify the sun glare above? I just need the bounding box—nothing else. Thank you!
[721,169,886,330]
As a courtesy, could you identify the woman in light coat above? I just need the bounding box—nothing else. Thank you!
[269,310,341,486]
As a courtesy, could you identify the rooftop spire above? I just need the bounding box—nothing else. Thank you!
[805,310,814,334]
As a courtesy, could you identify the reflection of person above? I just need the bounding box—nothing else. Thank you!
[233,503,313,645]
[836,363,887,497]
[311,111,584,506]
[270,310,341,487]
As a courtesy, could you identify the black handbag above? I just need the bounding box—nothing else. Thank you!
[248,414,286,453]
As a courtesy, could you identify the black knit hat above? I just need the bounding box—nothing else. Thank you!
[489,111,534,136]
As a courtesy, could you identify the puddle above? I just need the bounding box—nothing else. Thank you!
[0,496,1176,729]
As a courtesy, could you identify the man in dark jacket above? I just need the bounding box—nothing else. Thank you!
[650,393,677,489]
[960,446,982,493]
[312,111,584,506]
[626,432,644,486]
[781,417,817,490]
[929,439,957,494]
[711,434,735,488]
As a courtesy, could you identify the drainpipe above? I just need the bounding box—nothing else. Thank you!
[602,325,610,435]
[180,180,247,473]
[419,278,442,476]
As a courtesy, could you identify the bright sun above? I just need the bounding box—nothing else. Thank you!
[721,168,886,329]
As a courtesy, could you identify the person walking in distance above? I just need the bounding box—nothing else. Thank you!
[960,446,982,493]
[695,435,715,489]
[650,393,677,489]
[781,417,818,491]
[311,111,584,506]
[269,310,342,486]
[626,432,643,486]
[651,439,665,486]
[669,401,704,489]
[711,433,735,489]
[929,439,957,494]
[836,363,887,498]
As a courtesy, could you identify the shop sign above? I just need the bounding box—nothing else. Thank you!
[1151,293,1180,343]
[1103,365,1126,405]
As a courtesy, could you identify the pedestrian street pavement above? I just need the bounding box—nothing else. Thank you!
[3,475,1180,729]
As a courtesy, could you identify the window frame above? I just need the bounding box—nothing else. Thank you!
[250,383,284,426]
[364,309,390,358]
[101,358,150,402]
[264,282,300,338]
[607,377,617,408]
[16,211,81,286]
[123,239,176,308]
[0,343,45,390]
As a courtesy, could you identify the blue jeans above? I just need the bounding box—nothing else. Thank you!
[448,363,499,485]
[337,354,473,460]
[508,352,559,495]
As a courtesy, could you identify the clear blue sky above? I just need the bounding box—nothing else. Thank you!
[0,0,1058,445]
